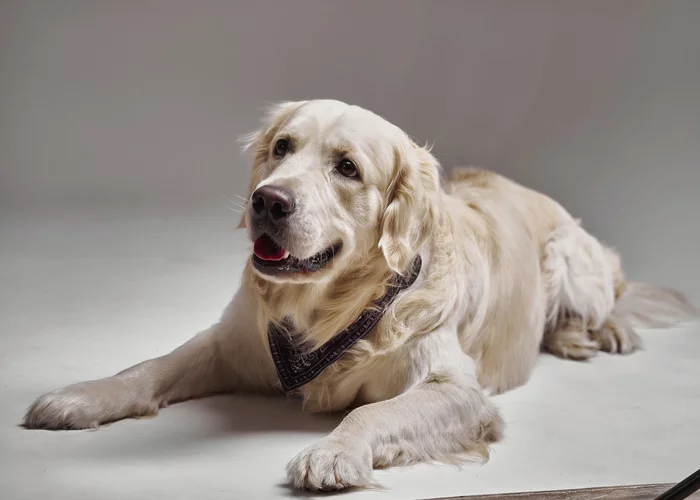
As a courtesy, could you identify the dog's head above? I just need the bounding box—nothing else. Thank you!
[240,100,440,283]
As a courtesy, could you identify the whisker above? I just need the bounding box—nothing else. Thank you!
[226,198,247,211]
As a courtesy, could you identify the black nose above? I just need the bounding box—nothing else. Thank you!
[251,186,295,220]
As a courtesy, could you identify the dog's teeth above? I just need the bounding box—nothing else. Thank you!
[283,251,290,258]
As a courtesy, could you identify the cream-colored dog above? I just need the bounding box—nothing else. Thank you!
[24,100,698,491]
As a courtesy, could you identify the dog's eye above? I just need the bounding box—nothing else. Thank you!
[273,139,289,158]
[336,159,358,178]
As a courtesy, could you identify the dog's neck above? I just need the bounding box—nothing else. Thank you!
[244,249,395,349]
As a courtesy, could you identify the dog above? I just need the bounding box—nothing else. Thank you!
[23,99,698,491]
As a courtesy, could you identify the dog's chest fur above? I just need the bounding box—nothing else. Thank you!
[295,325,428,413]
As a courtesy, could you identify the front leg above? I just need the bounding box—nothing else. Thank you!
[286,328,504,491]
[23,288,276,430]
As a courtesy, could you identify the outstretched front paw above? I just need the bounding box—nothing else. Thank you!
[23,379,158,430]
[285,437,374,491]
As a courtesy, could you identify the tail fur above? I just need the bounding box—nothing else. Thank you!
[612,282,699,329]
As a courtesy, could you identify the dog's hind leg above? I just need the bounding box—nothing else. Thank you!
[541,221,639,359]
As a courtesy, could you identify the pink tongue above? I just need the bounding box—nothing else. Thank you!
[254,235,286,261]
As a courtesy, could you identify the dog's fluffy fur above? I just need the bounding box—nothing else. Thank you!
[23,100,698,491]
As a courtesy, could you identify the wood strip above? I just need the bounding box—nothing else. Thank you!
[432,483,700,500]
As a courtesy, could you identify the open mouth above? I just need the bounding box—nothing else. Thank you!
[252,234,341,275]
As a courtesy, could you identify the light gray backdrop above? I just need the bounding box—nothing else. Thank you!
[1,0,698,295]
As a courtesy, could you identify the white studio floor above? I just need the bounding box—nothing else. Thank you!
[1,208,698,500]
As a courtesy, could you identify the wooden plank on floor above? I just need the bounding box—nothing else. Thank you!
[432,483,700,500]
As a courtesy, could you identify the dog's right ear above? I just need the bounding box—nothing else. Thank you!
[237,101,307,229]
[378,143,441,273]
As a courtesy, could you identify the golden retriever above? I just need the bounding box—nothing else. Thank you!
[23,100,698,491]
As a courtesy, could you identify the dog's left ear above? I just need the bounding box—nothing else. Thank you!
[379,143,441,273]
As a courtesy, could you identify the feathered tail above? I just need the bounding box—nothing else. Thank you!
[612,282,699,329]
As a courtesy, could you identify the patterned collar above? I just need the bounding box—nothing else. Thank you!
[267,256,423,392]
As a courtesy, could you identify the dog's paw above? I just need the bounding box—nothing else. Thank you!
[23,379,157,430]
[24,385,106,430]
[285,437,374,491]
[592,319,641,355]
[545,328,601,361]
